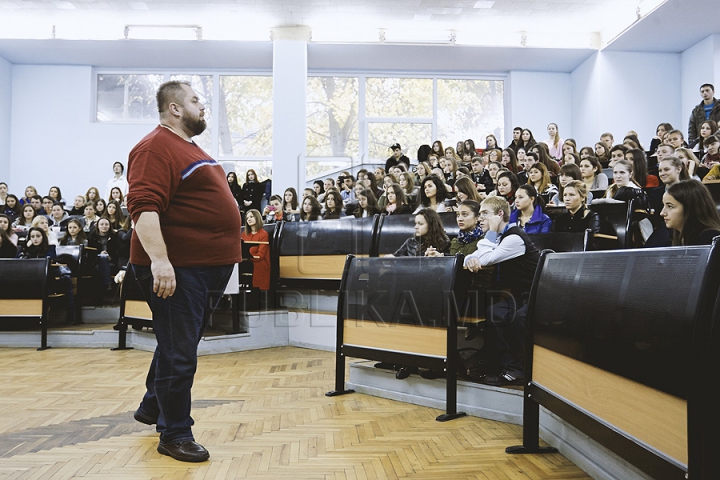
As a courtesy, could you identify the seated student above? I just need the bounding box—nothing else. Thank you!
[551,163,593,206]
[601,159,648,209]
[675,147,702,180]
[85,186,101,204]
[29,195,44,215]
[627,148,659,188]
[353,189,381,218]
[31,215,57,246]
[81,202,99,233]
[108,186,125,206]
[700,135,720,179]
[322,190,345,220]
[313,180,326,203]
[414,162,432,187]
[300,195,323,222]
[95,198,107,217]
[240,209,271,292]
[578,147,593,161]
[383,184,412,215]
[493,171,520,209]
[12,204,36,231]
[464,196,541,386]
[470,156,493,193]
[86,217,120,292]
[40,196,55,216]
[59,218,87,246]
[19,185,38,206]
[282,187,300,216]
[509,185,552,234]
[579,156,608,192]
[377,173,397,210]
[17,227,75,323]
[49,203,68,227]
[608,144,628,168]
[552,181,601,235]
[398,172,419,206]
[645,156,690,248]
[414,175,449,214]
[526,162,558,198]
[0,214,18,246]
[103,200,128,231]
[262,195,284,224]
[0,227,17,258]
[661,180,720,246]
[3,194,20,217]
[68,195,86,216]
[454,176,483,204]
[594,142,610,168]
[442,156,459,188]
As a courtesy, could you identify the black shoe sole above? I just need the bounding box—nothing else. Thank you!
[133,410,157,426]
[157,443,209,462]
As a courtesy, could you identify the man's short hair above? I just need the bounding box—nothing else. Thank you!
[657,143,675,152]
[471,156,483,164]
[704,134,720,147]
[513,127,522,132]
[668,129,685,139]
[601,132,614,140]
[42,196,54,203]
[113,161,125,173]
[156,81,191,114]
[31,195,42,202]
[701,83,714,92]
[481,196,510,223]
[610,144,628,154]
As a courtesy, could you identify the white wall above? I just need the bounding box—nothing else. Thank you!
[0,56,11,183]
[571,51,682,150]
[681,35,715,137]
[9,65,152,201]
[508,70,572,146]
[714,35,720,96]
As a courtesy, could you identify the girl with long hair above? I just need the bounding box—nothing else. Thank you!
[552,181,601,235]
[300,195,323,221]
[12,204,36,230]
[59,218,87,246]
[226,171,242,204]
[282,187,300,215]
[384,184,412,215]
[594,142,610,167]
[3,194,20,217]
[527,162,558,197]
[510,185,552,234]
[544,123,563,160]
[240,169,264,213]
[454,176,483,204]
[0,214,18,247]
[353,189,380,218]
[322,190,345,220]
[415,175,449,213]
[520,128,537,151]
[661,180,720,245]
[494,171,520,208]
[85,186,100,204]
[579,156,608,191]
[675,147,701,179]
[551,163,587,206]
[241,209,271,291]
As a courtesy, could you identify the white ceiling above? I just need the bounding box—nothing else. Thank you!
[0,0,716,70]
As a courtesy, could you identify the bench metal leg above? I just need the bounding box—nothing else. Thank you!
[111,320,134,351]
[506,387,557,454]
[326,349,354,397]
[37,317,50,351]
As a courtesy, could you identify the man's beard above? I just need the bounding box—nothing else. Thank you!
[183,113,206,137]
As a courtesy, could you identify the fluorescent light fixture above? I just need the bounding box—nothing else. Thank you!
[474,1,495,8]
[383,28,453,44]
[311,28,379,43]
[124,24,202,41]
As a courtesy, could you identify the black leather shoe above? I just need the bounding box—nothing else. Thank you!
[133,409,157,426]
[158,441,210,462]
[395,366,417,379]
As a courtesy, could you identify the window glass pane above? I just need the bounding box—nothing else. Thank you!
[366,78,433,118]
[367,122,432,161]
[306,77,359,158]
[219,76,273,157]
[437,79,505,149]
[96,74,164,122]
[170,75,213,153]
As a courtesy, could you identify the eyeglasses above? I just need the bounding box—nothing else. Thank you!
[478,210,495,219]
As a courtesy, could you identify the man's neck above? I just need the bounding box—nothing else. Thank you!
[114,173,123,179]
[159,121,192,142]
[704,97,715,106]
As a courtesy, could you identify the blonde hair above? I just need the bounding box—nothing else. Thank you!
[481,196,510,222]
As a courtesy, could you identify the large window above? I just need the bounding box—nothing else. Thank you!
[95,71,273,185]
[306,74,504,181]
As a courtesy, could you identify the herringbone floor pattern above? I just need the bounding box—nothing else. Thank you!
[0,347,591,479]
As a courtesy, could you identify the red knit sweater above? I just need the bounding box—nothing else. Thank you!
[127,126,242,267]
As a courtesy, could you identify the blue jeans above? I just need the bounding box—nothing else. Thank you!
[131,263,233,444]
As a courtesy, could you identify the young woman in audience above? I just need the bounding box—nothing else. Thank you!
[509,185,552,234]
[649,122,674,157]
[563,152,580,165]
[85,187,100,204]
[302,188,315,199]
[562,139,578,158]
[313,180,326,203]
[241,209,271,292]
[432,140,444,157]
[603,159,647,207]
[32,215,58,246]
[0,182,6,206]
[82,202,99,233]
[579,156,609,191]
[594,142,610,167]
[455,141,465,157]
[444,146,461,163]
[544,123,563,160]
[415,161,432,187]
[0,214,18,246]
[226,171,242,205]
[104,200,128,231]
[485,135,498,152]
[500,148,520,175]
[0,227,17,258]
[20,186,37,206]
[3,194,20,217]
[442,157,459,187]
[464,139,477,157]
[527,163,558,198]
[353,189,380,218]
[12,204,36,230]
[579,147,593,160]
[282,187,300,216]
[384,184,412,215]
[95,198,107,217]
[552,181,601,235]
[300,195,323,222]
[623,133,644,152]
[454,176,483,204]
[390,208,449,259]
[240,169,264,213]
[494,171,519,208]
[531,143,560,176]
[675,147,701,179]
[48,186,65,207]
[49,204,68,228]
[322,190,345,220]
[87,217,120,291]
[627,148,659,187]
[692,120,717,159]
[661,180,720,246]
[68,196,85,216]
[415,175,449,213]
[263,195,284,224]
[59,218,87,246]
[108,186,125,206]
[551,163,588,206]
[520,129,536,152]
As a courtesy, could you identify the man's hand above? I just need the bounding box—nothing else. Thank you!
[151,258,176,298]
[466,257,482,272]
[486,214,504,233]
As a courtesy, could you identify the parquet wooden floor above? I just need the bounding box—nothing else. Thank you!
[0,347,592,480]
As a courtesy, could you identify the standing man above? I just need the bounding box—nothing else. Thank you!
[385,143,410,172]
[689,84,720,148]
[105,161,129,200]
[507,127,522,152]
[126,81,242,463]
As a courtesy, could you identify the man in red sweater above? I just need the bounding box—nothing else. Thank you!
[126,81,242,462]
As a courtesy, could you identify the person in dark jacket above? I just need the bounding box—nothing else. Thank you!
[385,143,410,172]
[688,84,720,147]
[388,208,449,258]
[87,217,120,291]
[239,169,264,213]
[552,181,601,235]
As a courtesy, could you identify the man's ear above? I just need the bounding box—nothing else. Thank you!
[169,102,182,117]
